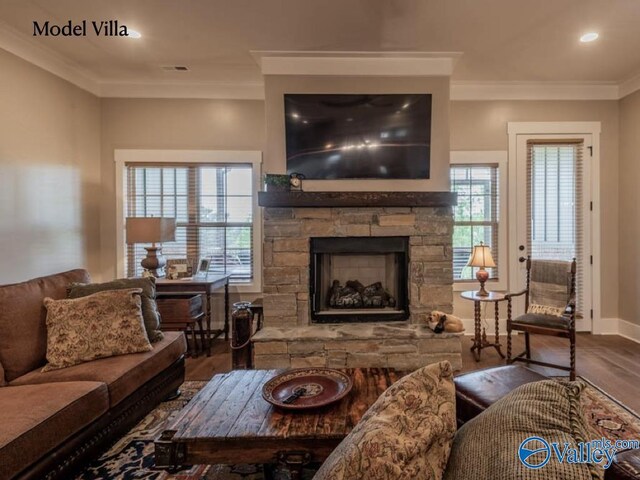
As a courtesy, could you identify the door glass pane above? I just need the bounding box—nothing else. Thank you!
[528,143,583,313]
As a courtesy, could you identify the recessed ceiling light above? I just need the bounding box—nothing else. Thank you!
[128,29,142,39]
[580,32,599,43]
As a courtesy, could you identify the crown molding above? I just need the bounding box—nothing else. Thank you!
[451,81,619,101]
[99,81,265,100]
[619,72,640,100]
[251,51,462,77]
[2,19,639,101]
[0,21,100,95]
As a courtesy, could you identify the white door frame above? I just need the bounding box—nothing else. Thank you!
[507,122,602,332]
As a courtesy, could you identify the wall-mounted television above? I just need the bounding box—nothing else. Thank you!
[285,93,432,180]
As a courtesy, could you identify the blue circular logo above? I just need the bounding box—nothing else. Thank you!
[519,436,551,469]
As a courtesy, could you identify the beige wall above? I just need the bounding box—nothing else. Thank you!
[264,75,451,191]
[0,48,101,284]
[99,98,265,281]
[450,100,620,321]
[619,90,640,326]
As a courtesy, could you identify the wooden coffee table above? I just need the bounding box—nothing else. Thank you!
[155,368,403,479]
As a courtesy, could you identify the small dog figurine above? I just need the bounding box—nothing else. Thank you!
[427,310,465,333]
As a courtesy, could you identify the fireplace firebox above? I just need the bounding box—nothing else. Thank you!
[310,237,409,323]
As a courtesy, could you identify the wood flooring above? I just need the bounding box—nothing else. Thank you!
[185,333,640,412]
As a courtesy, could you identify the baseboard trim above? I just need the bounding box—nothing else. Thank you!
[593,317,620,335]
[618,318,640,344]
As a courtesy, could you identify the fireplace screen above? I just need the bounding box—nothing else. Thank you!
[310,237,409,323]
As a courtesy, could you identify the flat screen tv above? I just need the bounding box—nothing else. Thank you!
[285,94,431,180]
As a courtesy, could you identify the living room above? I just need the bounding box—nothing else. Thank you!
[1,1,640,479]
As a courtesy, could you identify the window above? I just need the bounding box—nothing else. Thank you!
[450,164,500,282]
[124,163,254,282]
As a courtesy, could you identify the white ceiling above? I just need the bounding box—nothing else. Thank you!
[1,0,640,98]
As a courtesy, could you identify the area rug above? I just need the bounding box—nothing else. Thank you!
[75,377,640,480]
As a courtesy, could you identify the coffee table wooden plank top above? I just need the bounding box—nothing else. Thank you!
[155,368,404,470]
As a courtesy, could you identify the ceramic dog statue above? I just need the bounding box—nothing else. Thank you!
[427,310,465,333]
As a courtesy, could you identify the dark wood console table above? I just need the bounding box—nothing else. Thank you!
[156,274,231,356]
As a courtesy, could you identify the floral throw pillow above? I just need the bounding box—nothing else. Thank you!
[42,288,153,372]
[314,361,457,480]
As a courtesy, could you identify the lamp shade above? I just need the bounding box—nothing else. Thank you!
[126,217,176,244]
[466,242,496,268]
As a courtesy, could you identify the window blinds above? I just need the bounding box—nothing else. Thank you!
[450,164,500,281]
[526,141,583,314]
[125,163,253,281]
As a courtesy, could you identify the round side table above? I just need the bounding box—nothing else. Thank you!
[460,290,507,362]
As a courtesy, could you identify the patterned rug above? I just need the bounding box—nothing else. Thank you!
[75,377,640,480]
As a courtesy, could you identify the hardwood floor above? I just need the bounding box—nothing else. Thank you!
[185,333,640,412]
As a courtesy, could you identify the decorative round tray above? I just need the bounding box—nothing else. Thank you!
[262,368,353,411]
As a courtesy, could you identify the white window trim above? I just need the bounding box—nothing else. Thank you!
[507,121,601,333]
[114,149,263,294]
[450,151,508,292]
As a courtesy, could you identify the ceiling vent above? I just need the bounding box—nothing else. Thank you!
[161,65,190,72]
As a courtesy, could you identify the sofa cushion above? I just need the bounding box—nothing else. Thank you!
[444,380,603,480]
[0,381,108,480]
[68,277,163,342]
[11,332,186,406]
[43,289,153,372]
[314,361,457,480]
[0,361,5,387]
[0,269,91,382]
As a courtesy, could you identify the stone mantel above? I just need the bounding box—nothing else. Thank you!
[258,191,457,208]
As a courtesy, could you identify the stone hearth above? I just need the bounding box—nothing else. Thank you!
[255,192,461,370]
[252,324,462,371]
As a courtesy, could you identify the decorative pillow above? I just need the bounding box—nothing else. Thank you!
[67,277,163,342]
[314,361,457,480]
[443,380,603,480]
[527,303,564,317]
[42,288,153,372]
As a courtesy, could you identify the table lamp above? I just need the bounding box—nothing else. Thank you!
[466,242,496,297]
[126,217,176,277]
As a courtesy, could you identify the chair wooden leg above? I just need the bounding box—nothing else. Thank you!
[506,321,512,364]
[525,332,531,360]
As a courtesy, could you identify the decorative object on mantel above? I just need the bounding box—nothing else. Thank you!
[263,173,291,192]
[261,368,353,411]
[289,172,305,191]
[126,217,176,278]
[258,190,457,208]
[466,242,496,296]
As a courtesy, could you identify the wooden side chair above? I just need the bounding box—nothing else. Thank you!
[506,257,577,380]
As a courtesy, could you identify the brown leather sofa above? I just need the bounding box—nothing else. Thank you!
[455,365,640,480]
[0,269,187,480]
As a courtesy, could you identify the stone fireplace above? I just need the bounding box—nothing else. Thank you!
[252,191,462,370]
